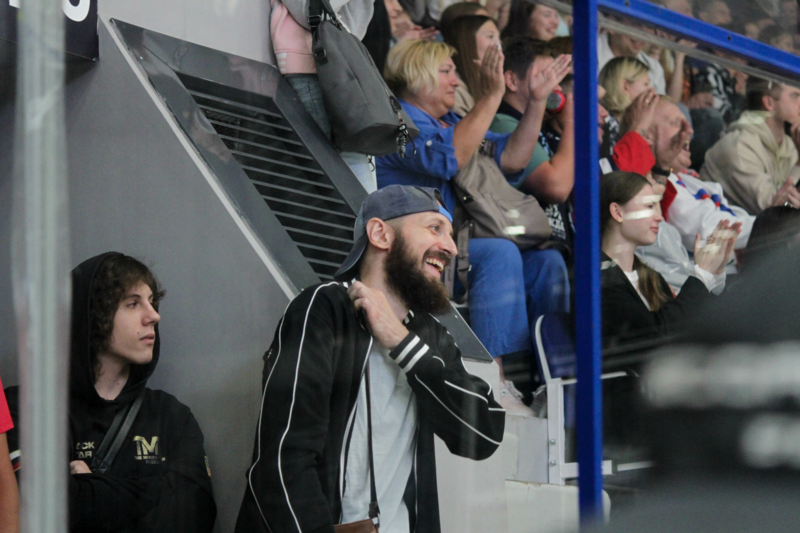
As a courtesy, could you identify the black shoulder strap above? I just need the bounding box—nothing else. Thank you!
[364,364,381,527]
[308,0,338,28]
[90,389,145,474]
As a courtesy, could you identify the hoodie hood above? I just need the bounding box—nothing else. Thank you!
[729,111,788,158]
[70,252,160,405]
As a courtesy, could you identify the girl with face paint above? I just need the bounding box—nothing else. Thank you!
[599,171,741,349]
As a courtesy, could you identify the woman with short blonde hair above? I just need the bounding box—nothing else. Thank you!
[378,38,573,415]
[599,56,651,118]
[384,40,456,99]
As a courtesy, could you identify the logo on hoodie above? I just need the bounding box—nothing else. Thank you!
[134,436,160,464]
[75,441,95,460]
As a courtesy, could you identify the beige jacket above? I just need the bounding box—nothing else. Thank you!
[701,111,800,215]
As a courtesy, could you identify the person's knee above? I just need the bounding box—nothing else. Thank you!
[467,239,526,305]
[469,238,523,276]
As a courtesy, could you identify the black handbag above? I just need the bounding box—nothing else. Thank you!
[309,0,418,156]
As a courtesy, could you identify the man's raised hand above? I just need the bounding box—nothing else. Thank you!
[528,54,572,103]
[347,282,410,350]
[622,88,659,136]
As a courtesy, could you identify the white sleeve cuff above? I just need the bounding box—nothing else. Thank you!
[692,264,726,295]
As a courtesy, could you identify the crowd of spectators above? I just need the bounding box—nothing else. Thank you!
[269,0,800,415]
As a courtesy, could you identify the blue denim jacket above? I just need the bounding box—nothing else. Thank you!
[375,100,519,213]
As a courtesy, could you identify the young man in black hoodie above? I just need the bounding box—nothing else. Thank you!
[5,252,216,532]
[235,185,505,533]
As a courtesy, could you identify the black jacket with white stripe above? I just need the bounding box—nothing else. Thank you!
[234,281,504,533]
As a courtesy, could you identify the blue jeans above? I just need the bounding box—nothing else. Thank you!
[286,74,376,193]
[460,238,570,359]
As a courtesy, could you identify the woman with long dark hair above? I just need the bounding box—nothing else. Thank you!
[600,171,740,349]
[442,14,502,116]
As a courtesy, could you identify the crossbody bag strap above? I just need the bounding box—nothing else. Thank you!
[90,389,145,474]
[309,0,339,29]
[364,364,380,527]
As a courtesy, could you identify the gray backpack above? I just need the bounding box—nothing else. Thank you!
[309,0,418,156]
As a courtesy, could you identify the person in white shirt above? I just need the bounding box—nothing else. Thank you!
[636,99,755,290]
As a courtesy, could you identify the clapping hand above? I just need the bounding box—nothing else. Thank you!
[694,220,742,275]
[476,43,506,100]
[772,175,800,208]
[528,54,572,102]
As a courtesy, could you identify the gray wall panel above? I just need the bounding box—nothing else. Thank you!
[0,21,290,532]
[0,103,18,387]
[99,0,274,66]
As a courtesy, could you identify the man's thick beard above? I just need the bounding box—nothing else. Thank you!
[384,232,452,316]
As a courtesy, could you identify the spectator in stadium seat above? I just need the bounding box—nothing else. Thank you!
[5,253,216,533]
[377,39,572,415]
[0,371,18,533]
[759,24,796,53]
[235,186,503,533]
[701,78,800,215]
[501,1,561,42]
[600,171,740,349]
[490,38,574,252]
[691,45,748,126]
[442,15,501,116]
[363,0,439,75]
[695,0,732,25]
[497,39,658,256]
[437,1,489,31]
[599,56,653,150]
[650,98,755,249]
[627,98,753,290]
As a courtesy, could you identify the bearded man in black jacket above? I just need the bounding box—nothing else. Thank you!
[236,185,505,533]
[5,252,216,533]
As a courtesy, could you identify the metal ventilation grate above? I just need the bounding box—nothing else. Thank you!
[178,74,355,281]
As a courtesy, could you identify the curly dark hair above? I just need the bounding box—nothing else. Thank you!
[89,254,166,367]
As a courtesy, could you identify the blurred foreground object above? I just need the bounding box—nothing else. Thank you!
[601,246,800,532]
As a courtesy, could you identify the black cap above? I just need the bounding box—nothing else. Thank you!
[334,185,452,281]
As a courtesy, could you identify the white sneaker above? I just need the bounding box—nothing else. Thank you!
[499,380,535,417]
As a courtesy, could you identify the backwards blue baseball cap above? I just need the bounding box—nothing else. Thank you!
[334,185,453,282]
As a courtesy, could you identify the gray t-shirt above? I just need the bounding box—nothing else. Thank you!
[341,340,418,533]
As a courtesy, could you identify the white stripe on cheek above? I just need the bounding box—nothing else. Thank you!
[623,209,655,221]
